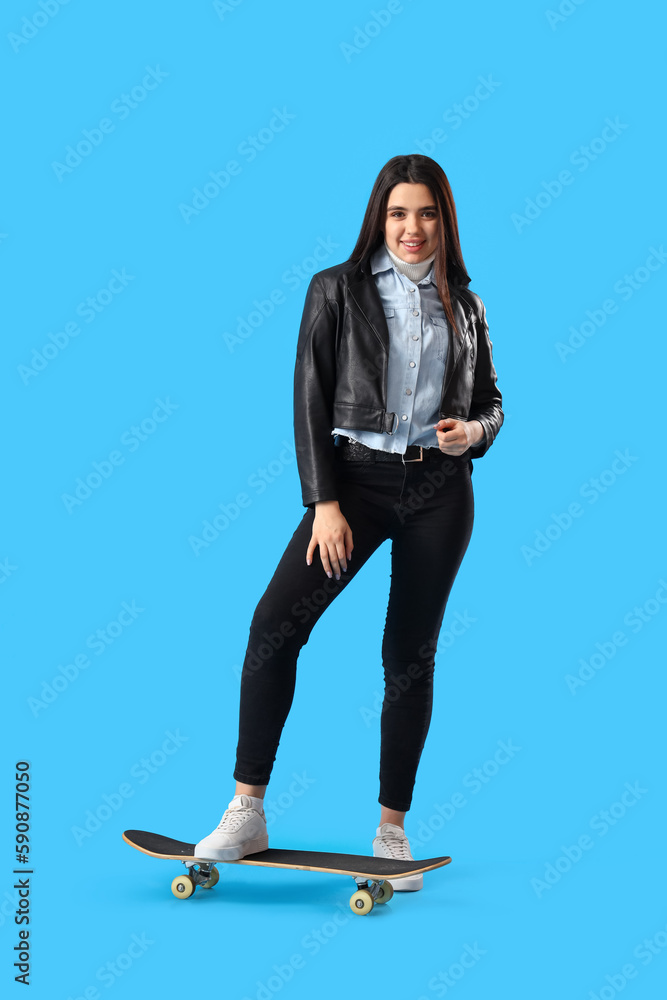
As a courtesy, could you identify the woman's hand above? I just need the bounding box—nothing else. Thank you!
[434,418,484,456]
[306,501,353,580]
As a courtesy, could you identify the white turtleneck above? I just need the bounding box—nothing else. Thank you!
[384,240,436,283]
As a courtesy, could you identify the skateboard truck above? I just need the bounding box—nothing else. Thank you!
[350,876,393,914]
[172,860,220,897]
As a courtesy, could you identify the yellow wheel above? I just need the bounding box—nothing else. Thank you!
[171,874,195,899]
[349,889,374,915]
[201,867,219,889]
[376,880,394,904]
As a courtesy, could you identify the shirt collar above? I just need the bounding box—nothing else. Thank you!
[369,242,435,284]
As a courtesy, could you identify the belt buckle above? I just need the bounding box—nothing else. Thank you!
[404,446,424,463]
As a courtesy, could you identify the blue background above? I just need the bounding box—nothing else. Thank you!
[3,1,666,997]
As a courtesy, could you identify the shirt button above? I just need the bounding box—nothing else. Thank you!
[412,310,419,316]
[409,361,416,368]
[401,414,408,421]
[412,335,419,341]
[409,287,416,292]
[405,389,412,395]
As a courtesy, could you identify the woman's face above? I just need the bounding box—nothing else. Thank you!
[383,182,439,263]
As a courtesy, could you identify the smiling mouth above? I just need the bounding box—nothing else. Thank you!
[401,240,426,252]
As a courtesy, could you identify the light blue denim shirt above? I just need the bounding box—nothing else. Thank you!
[332,243,448,453]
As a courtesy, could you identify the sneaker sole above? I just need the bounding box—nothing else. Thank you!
[195,833,269,862]
[388,873,423,891]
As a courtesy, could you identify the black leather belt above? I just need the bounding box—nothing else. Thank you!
[335,437,443,463]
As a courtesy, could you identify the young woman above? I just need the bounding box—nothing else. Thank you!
[195,154,503,890]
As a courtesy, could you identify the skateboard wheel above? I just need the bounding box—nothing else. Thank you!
[376,881,394,904]
[171,874,195,899]
[202,867,220,889]
[349,889,374,915]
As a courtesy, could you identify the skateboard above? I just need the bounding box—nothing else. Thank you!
[122,830,451,915]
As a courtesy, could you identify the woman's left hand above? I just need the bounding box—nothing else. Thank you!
[434,418,484,456]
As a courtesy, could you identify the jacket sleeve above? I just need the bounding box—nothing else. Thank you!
[293,275,340,509]
[467,293,503,458]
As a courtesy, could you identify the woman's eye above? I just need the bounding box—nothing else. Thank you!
[389,210,436,218]
[388,210,436,218]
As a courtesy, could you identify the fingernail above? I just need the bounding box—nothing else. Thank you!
[327,571,332,578]
[335,573,340,580]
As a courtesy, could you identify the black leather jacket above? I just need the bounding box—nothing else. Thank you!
[293,256,503,508]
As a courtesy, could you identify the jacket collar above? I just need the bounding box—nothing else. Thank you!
[345,253,473,399]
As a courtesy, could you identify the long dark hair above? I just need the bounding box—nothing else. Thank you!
[348,154,471,336]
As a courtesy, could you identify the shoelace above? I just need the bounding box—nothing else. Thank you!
[379,833,412,860]
[217,807,255,832]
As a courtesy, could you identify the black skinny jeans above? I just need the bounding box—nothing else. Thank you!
[233,447,475,812]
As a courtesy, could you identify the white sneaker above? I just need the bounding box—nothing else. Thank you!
[372,822,423,891]
[195,794,269,861]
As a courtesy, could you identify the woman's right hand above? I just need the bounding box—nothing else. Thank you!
[306,501,353,580]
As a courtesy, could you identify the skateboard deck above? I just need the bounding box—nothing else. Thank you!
[122,830,451,915]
